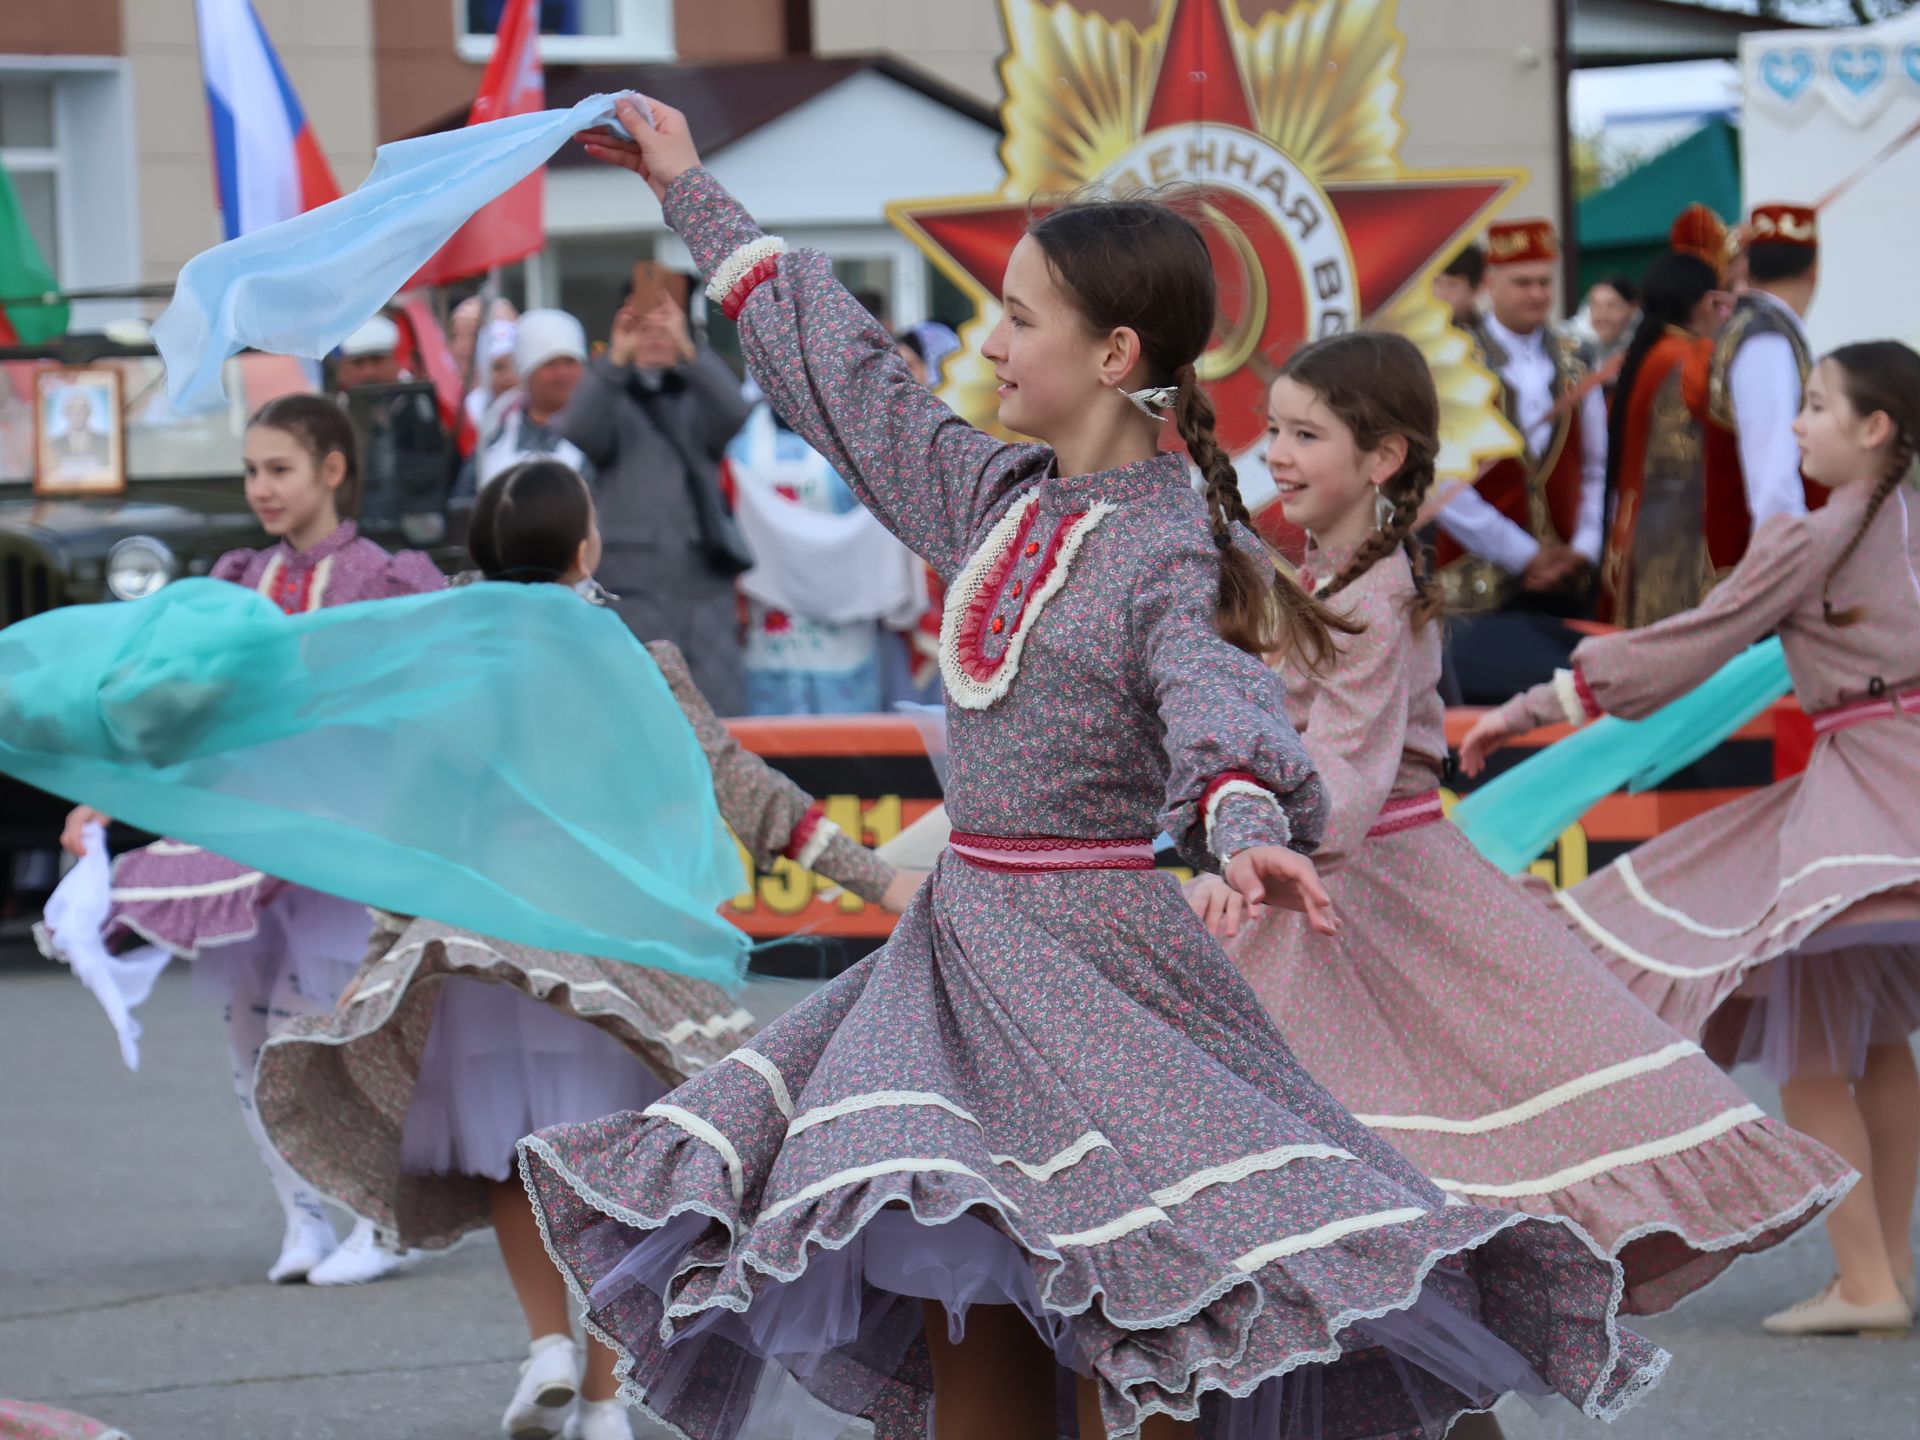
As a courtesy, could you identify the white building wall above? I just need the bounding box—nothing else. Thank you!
[545,70,1006,327]
[122,0,379,287]
[0,57,141,327]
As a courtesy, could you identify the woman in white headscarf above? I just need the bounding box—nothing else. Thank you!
[472,309,594,492]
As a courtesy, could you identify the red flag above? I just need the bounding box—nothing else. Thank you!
[392,298,478,456]
[410,0,545,287]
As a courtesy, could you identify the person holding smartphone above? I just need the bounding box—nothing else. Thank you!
[558,264,754,714]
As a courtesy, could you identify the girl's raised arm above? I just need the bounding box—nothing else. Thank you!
[583,98,1039,578]
[1499,510,1816,737]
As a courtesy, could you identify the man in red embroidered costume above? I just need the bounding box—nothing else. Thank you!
[1433,218,1607,702]
[1709,203,1823,528]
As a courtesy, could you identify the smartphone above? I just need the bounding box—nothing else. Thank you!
[630,262,690,316]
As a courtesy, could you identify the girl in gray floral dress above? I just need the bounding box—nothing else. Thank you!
[514,97,1667,1440]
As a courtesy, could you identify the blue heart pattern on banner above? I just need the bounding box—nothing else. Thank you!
[1830,44,1886,97]
[1906,43,1920,86]
[1761,49,1815,104]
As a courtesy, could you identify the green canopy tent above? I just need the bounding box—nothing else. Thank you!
[1575,117,1741,298]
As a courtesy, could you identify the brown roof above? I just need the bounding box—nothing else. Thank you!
[410,54,1000,161]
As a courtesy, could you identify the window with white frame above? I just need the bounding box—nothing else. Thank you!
[0,61,140,334]
[455,0,674,63]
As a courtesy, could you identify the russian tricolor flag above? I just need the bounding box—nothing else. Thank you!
[195,0,340,241]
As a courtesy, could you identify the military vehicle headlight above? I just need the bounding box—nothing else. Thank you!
[106,536,177,601]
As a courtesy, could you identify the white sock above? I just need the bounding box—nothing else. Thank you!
[227,970,334,1238]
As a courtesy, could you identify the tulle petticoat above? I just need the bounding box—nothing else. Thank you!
[186,886,372,1010]
[256,917,756,1253]
[578,1205,1563,1436]
[1726,922,1920,1082]
[401,977,666,1182]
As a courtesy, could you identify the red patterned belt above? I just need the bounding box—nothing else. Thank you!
[1810,684,1920,736]
[1366,790,1444,840]
[948,831,1158,874]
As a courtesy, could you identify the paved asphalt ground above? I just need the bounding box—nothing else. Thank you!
[3,964,1916,1440]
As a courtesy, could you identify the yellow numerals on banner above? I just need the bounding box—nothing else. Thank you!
[1531,825,1590,890]
[727,795,908,915]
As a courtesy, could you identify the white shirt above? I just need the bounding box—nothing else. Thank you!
[477,392,590,489]
[1725,291,1811,527]
[1436,315,1608,574]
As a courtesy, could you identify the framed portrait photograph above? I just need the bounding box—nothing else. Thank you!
[33,365,126,497]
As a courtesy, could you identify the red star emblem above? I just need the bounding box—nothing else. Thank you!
[890,0,1519,552]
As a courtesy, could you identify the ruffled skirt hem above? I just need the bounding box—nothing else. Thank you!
[1563,867,1920,1047]
[255,917,753,1251]
[519,1129,1665,1440]
[1507,1122,1854,1315]
[1226,828,1853,1316]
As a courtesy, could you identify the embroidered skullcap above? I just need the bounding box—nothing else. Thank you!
[1747,202,1817,250]
[1486,218,1558,266]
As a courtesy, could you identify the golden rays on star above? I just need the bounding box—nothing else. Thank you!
[1372,284,1517,483]
[901,0,1520,481]
[997,2,1159,197]
[1232,0,1404,183]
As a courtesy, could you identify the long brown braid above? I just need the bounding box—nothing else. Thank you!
[1027,196,1357,665]
[1276,332,1445,628]
[1819,342,1920,626]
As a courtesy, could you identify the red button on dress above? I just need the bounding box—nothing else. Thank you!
[1024,542,1039,557]
[1010,579,1024,598]
[991,616,1005,634]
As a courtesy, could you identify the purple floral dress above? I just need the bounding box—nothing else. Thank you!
[516,170,1665,1440]
[99,521,444,974]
